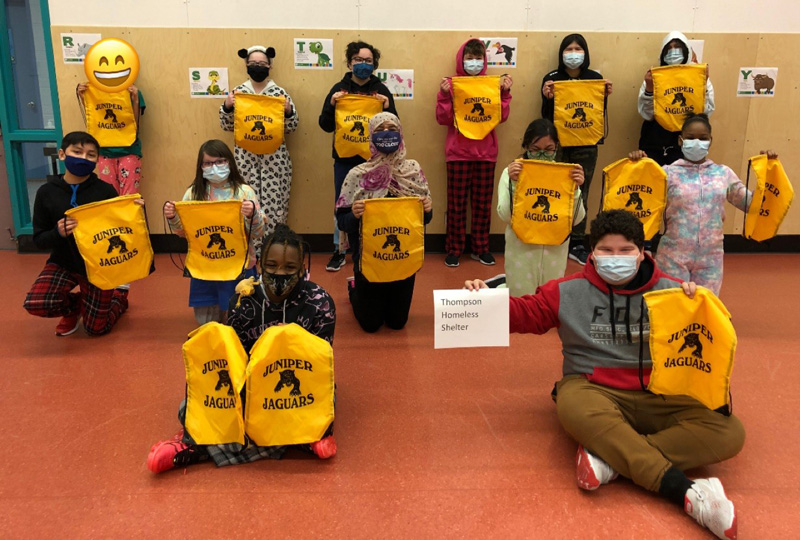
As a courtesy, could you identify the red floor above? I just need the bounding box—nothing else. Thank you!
[3,251,798,538]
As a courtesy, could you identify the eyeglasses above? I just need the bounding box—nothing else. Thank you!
[202,158,228,168]
[351,57,373,65]
[247,62,270,68]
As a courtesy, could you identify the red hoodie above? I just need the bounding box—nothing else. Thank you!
[435,39,512,162]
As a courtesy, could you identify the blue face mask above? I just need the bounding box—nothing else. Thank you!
[681,139,711,162]
[563,52,585,69]
[352,62,374,80]
[593,255,639,284]
[64,155,96,177]
[463,59,483,75]
[372,130,402,154]
[203,164,230,184]
[664,48,685,65]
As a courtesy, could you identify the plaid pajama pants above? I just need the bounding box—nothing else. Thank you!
[23,263,129,336]
[445,160,496,256]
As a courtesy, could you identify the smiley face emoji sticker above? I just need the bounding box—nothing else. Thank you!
[84,38,139,93]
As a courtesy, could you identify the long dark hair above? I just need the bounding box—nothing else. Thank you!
[190,139,245,201]
[521,119,559,156]
[557,33,590,72]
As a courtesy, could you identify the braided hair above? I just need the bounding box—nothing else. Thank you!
[259,224,310,274]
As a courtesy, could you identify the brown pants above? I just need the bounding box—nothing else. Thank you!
[555,375,745,492]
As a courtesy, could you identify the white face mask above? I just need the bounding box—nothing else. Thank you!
[203,163,230,184]
[463,59,483,75]
[681,139,711,162]
[593,254,639,284]
[563,51,585,70]
[664,48,685,65]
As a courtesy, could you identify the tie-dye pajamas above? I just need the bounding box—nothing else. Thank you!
[656,159,751,295]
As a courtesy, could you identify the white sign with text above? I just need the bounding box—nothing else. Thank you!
[433,288,509,349]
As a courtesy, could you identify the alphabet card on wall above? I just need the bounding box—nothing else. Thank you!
[61,33,101,63]
[294,38,333,69]
[433,289,509,349]
[188,68,229,98]
[479,37,518,68]
[737,67,778,97]
[375,69,414,100]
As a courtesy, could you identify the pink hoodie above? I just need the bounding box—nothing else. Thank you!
[435,39,512,162]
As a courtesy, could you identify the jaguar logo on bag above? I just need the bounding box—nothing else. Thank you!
[360,197,425,283]
[65,194,154,290]
[644,287,736,412]
[234,93,285,155]
[510,160,576,245]
[553,80,606,147]
[451,76,501,140]
[83,84,137,147]
[651,64,707,132]
[743,155,794,242]
[602,157,667,240]
[334,95,383,159]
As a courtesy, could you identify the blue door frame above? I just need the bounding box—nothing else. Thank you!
[0,0,63,236]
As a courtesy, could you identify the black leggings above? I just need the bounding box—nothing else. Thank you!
[349,272,416,333]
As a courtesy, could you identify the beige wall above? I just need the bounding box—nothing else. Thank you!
[51,27,799,236]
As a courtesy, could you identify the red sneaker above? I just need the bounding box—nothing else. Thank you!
[55,313,81,336]
[576,444,618,490]
[310,435,337,459]
[147,438,204,473]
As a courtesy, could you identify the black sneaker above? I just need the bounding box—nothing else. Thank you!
[568,245,589,266]
[326,251,346,272]
[444,254,460,267]
[484,274,506,288]
[471,252,496,266]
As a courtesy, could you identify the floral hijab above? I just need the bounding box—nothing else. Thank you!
[336,112,430,208]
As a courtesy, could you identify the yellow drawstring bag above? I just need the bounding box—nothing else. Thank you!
[451,75,502,140]
[359,197,425,283]
[744,155,794,242]
[233,93,285,155]
[83,85,137,147]
[602,157,667,240]
[244,323,335,447]
[510,159,576,245]
[644,286,736,411]
[334,95,383,159]
[65,194,154,290]
[174,200,249,281]
[651,64,707,132]
[182,322,248,445]
[553,80,606,147]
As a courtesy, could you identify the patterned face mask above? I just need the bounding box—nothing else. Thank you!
[262,271,301,299]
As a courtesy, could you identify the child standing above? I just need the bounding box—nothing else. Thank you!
[497,119,585,296]
[637,31,715,166]
[436,38,512,267]
[23,131,129,336]
[540,34,611,265]
[147,225,337,473]
[319,40,397,272]
[164,139,266,325]
[220,45,298,232]
[335,113,432,333]
[630,114,775,295]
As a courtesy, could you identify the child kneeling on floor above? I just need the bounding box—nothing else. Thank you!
[147,224,337,473]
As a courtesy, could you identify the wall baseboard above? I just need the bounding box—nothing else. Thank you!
[16,233,800,254]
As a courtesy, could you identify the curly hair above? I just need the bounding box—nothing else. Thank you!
[589,210,645,250]
[345,41,381,69]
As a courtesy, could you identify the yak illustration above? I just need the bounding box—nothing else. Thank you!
[215,369,235,396]
[103,109,118,123]
[250,120,267,135]
[106,235,128,254]
[350,121,366,137]
[671,92,687,107]
[531,195,551,214]
[492,42,516,63]
[571,108,587,122]
[678,332,703,359]
[382,234,402,253]
[274,369,302,396]
[625,192,644,211]
[470,103,486,116]
[753,73,775,94]
[207,232,227,251]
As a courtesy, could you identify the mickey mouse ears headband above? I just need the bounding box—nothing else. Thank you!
[238,46,276,60]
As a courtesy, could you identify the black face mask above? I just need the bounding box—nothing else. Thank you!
[263,271,300,299]
[247,65,270,82]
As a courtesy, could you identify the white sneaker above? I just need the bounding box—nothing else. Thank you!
[685,478,737,540]
[575,444,618,490]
